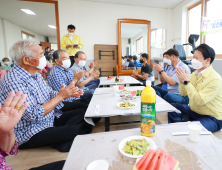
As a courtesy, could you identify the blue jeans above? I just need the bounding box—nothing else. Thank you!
[80,84,98,99]
[168,103,222,132]
[152,85,189,105]
[85,79,100,87]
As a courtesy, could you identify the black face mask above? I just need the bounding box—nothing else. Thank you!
[140,59,144,63]
[127,59,130,62]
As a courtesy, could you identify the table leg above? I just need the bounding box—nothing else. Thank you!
[105,117,110,132]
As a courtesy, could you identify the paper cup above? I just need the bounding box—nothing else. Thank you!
[113,86,119,96]
[188,124,202,142]
[87,160,109,170]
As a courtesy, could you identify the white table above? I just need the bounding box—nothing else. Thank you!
[99,76,142,86]
[85,86,178,131]
[63,122,222,170]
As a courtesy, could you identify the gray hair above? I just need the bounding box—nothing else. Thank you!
[53,49,67,61]
[9,39,40,64]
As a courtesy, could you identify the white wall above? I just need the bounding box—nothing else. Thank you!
[48,36,57,44]
[0,18,45,60]
[58,0,173,60]
[0,19,6,59]
[121,38,128,56]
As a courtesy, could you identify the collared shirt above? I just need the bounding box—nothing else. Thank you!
[0,64,64,146]
[1,64,11,71]
[166,60,190,94]
[179,65,222,120]
[0,141,18,170]
[196,67,209,79]
[47,65,77,102]
[123,61,129,67]
[71,63,88,91]
[61,34,84,56]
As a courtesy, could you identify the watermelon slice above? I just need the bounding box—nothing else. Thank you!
[131,90,136,96]
[133,149,179,170]
[118,85,125,90]
[119,79,123,82]
[107,76,114,80]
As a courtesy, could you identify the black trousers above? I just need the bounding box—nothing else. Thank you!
[29,160,65,170]
[69,56,75,68]
[19,103,92,152]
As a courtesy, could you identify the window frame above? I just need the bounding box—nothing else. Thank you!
[186,0,222,58]
[21,30,35,39]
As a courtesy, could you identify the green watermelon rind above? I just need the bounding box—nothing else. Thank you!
[173,161,180,170]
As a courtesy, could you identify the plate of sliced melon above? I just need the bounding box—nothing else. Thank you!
[133,149,180,170]
[118,136,157,159]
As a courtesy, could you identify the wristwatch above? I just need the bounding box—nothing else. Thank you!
[183,81,190,85]
[159,70,164,75]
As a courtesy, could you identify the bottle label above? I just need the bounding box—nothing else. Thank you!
[141,102,156,134]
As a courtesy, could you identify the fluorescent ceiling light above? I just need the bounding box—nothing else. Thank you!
[21,9,36,15]
[48,25,56,29]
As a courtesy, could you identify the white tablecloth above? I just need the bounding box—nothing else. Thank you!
[99,76,142,86]
[85,86,178,125]
[63,122,222,170]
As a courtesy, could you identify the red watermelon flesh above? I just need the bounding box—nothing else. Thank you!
[135,149,153,170]
[107,76,114,80]
[155,149,166,170]
[131,90,136,96]
[133,149,179,170]
[147,150,161,170]
[135,149,156,170]
[118,85,125,90]
[119,79,123,82]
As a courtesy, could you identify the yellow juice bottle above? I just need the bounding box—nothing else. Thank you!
[140,81,156,137]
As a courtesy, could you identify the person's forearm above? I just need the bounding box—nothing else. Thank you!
[42,95,63,116]
[0,131,16,153]
[88,67,94,74]
[137,74,148,80]
[77,77,93,87]
[161,72,176,86]
[159,74,165,83]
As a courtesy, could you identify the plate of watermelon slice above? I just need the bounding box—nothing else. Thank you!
[133,149,180,170]
[118,136,157,159]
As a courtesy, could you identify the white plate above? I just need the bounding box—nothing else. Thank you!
[86,160,109,170]
[117,102,137,109]
[118,136,157,159]
[120,97,137,102]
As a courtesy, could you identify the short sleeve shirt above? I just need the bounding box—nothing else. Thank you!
[141,63,154,81]
[166,60,191,94]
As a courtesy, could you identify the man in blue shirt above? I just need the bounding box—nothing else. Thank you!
[133,55,143,70]
[47,49,92,111]
[122,56,129,70]
[0,39,92,152]
[153,49,190,104]
[71,51,100,98]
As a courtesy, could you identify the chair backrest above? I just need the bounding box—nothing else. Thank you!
[173,44,186,61]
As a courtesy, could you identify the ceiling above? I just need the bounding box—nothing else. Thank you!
[81,0,184,8]
[121,23,147,38]
[0,0,56,37]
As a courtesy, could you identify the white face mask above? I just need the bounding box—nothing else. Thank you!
[163,58,171,65]
[191,59,203,69]
[61,59,71,69]
[4,61,9,65]
[34,56,47,70]
[77,60,86,67]
[69,33,74,36]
